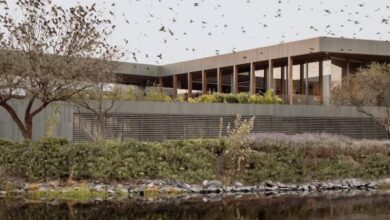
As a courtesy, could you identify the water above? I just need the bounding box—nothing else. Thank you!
[1,191,389,220]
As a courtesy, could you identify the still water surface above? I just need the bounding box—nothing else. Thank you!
[0,191,389,220]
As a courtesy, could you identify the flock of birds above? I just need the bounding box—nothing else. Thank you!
[103,0,390,64]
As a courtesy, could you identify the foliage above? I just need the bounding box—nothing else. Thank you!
[218,115,255,183]
[144,87,172,102]
[0,134,389,184]
[191,90,283,104]
[0,137,217,183]
[0,0,122,139]
[332,63,390,138]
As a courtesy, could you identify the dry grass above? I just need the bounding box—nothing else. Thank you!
[251,133,390,158]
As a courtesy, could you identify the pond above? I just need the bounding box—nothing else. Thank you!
[0,190,389,220]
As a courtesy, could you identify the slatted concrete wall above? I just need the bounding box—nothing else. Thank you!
[73,113,388,142]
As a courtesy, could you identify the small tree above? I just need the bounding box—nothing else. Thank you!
[0,0,121,139]
[332,63,390,139]
[72,79,125,142]
[218,115,255,183]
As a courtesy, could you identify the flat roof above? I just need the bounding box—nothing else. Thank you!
[117,37,390,77]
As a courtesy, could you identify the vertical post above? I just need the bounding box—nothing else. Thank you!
[319,60,324,105]
[217,68,222,93]
[305,61,309,105]
[288,56,293,105]
[346,59,350,75]
[250,62,256,95]
[267,60,273,90]
[172,74,178,99]
[300,63,305,95]
[187,72,192,98]
[233,65,238,94]
[202,70,207,95]
[281,66,285,98]
[158,77,164,92]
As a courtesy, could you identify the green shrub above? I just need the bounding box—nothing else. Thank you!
[0,134,388,185]
[190,90,282,104]
[144,87,172,102]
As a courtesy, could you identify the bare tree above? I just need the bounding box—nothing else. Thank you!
[0,0,121,139]
[71,71,125,142]
[332,63,390,139]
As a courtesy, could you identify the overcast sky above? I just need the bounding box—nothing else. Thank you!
[57,0,390,64]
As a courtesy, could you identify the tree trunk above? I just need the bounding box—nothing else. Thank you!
[387,126,390,140]
[95,114,105,142]
[24,116,33,140]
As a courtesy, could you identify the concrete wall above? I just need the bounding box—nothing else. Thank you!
[0,101,73,141]
[0,100,387,141]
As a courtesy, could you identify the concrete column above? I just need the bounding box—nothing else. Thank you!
[300,63,305,95]
[233,65,239,94]
[288,56,293,105]
[158,77,164,92]
[281,66,285,98]
[346,59,350,75]
[172,74,178,98]
[305,61,309,105]
[187,72,193,98]
[267,60,274,90]
[323,60,332,106]
[202,70,207,95]
[250,62,256,95]
[217,68,222,93]
[319,60,324,105]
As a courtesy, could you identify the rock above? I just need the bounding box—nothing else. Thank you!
[366,182,377,189]
[48,180,60,188]
[233,182,243,187]
[265,186,278,191]
[265,181,276,187]
[206,184,222,193]
[189,186,201,193]
[256,186,265,191]
[203,180,222,188]
[223,186,234,192]
[346,179,364,188]
[236,186,253,193]
[94,184,105,192]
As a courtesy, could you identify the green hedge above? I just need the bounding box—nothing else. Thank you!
[188,90,283,104]
[0,137,220,183]
[0,137,389,184]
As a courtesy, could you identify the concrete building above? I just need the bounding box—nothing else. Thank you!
[116,37,390,105]
[1,37,390,141]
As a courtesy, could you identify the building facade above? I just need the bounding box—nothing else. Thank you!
[116,37,390,105]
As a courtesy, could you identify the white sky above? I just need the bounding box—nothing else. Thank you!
[56,0,390,64]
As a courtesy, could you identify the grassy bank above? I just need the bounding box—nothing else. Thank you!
[0,133,389,186]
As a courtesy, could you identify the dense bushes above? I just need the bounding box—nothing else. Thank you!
[188,90,283,104]
[0,138,218,183]
[0,134,389,184]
